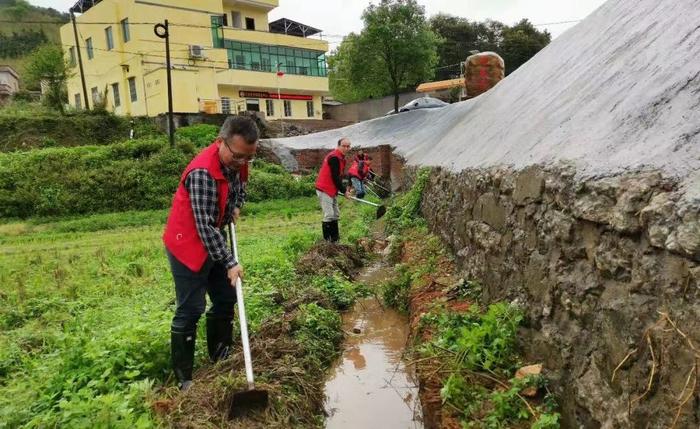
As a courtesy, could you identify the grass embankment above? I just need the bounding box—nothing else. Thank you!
[379,169,561,429]
[0,194,376,428]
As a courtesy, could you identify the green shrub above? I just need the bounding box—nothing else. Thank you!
[0,138,314,218]
[0,112,131,152]
[385,167,431,234]
[175,124,219,149]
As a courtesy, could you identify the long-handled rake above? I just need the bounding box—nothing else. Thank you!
[227,223,269,418]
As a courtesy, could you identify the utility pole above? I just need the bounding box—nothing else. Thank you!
[70,11,90,110]
[154,20,175,147]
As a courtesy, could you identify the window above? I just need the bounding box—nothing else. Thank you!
[211,15,224,48]
[68,47,76,66]
[112,83,120,107]
[246,99,260,112]
[232,11,242,28]
[91,87,99,104]
[128,77,137,102]
[121,18,130,43]
[105,26,114,50]
[306,101,314,118]
[283,100,292,117]
[74,93,82,109]
[221,97,231,114]
[222,13,228,27]
[225,41,328,77]
[265,99,274,117]
[86,37,94,59]
[245,17,255,30]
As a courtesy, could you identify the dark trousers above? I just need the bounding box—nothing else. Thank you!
[166,249,237,334]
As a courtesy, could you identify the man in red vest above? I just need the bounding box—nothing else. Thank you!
[315,138,351,242]
[163,116,258,391]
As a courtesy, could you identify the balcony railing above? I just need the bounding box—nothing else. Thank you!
[199,98,247,115]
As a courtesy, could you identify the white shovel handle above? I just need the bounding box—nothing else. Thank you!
[229,223,255,390]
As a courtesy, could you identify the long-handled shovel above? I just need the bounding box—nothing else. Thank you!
[343,194,387,219]
[227,223,269,418]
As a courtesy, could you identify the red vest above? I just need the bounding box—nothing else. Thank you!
[315,149,346,197]
[163,143,248,272]
[348,160,371,180]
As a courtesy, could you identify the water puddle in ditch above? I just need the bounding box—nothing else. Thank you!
[324,262,423,429]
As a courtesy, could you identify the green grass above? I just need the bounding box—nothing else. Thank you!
[0,195,374,428]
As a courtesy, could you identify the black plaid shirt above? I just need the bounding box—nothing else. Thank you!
[185,163,246,269]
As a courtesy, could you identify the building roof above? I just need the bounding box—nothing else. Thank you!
[70,0,104,13]
[0,65,19,79]
[269,18,321,37]
[416,78,465,93]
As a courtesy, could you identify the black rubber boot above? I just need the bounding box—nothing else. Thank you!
[206,315,233,362]
[330,220,340,243]
[171,329,196,391]
[322,221,333,242]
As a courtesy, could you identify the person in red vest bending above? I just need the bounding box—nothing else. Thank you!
[162,116,258,391]
[348,155,372,199]
[315,137,352,242]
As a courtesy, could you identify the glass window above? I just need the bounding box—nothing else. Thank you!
[269,46,277,55]
[112,82,120,107]
[306,101,314,118]
[211,16,224,48]
[284,100,292,117]
[91,87,99,104]
[121,18,130,43]
[265,99,274,116]
[68,47,76,66]
[221,97,231,114]
[86,37,94,59]
[74,93,82,109]
[128,77,137,102]
[232,11,242,28]
[105,27,114,50]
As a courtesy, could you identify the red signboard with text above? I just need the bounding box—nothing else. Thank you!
[239,91,312,101]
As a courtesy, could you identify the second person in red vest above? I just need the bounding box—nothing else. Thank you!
[315,138,352,242]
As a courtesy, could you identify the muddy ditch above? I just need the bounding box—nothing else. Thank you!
[324,261,423,429]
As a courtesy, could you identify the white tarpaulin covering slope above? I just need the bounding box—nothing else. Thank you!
[267,0,700,198]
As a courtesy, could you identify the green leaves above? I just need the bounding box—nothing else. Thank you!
[385,167,431,234]
[329,0,440,107]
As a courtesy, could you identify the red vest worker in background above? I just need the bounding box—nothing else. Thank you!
[315,138,351,242]
[163,116,258,391]
[348,154,372,199]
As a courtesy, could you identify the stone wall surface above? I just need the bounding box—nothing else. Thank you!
[418,165,699,428]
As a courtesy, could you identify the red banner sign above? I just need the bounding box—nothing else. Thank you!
[239,91,312,101]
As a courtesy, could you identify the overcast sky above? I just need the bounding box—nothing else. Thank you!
[29,0,607,44]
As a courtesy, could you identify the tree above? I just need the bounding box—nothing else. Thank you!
[25,44,71,113]
[4,0,31,21]
[429,15,550,76]
[328,33,390,103]
[499,19,551,74]
[330,0,440,112]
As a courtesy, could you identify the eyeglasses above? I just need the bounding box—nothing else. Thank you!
[224,140,255,162]
[340,144,351,148]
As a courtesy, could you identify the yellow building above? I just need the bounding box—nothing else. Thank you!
[60,0,329,119]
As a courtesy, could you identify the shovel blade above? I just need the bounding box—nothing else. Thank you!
[228,389,269,419]
[376,205,387,219]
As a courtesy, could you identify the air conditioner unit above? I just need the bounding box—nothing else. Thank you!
[189,45,204,59]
